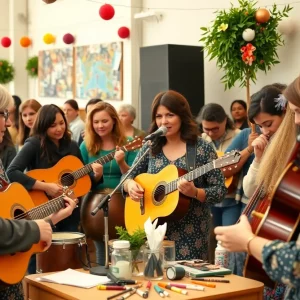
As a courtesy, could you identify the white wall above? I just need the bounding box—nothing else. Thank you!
[10,0,300,118]
[142,0,300,113]
[27,0,142,118]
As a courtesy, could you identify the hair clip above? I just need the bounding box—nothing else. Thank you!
[274,94,287,111]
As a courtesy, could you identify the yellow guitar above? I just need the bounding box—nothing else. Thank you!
[27,137,143,206]
[0,183,75,285]
[125,151,241,234]
[217,151,233,188]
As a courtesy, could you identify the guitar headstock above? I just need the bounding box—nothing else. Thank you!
[214,150,241,169]
[124,136,143,151]
[62,187,78,204]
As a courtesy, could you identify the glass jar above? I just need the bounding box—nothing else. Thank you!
[143,247,164,280]
[110,240,132,279]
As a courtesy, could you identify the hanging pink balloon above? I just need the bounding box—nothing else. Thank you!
[99,4,115,20]
[1,37,11,48]
[118,27,130,39]
[63,33,75,44]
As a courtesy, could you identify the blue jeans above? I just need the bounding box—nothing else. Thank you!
[211,204,241,227]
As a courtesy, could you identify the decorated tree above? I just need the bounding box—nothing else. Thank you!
[26,56,38,78]
[0,60,14,84]
[200,0,292,123]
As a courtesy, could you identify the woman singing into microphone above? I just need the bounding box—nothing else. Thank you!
[122,90,227,261]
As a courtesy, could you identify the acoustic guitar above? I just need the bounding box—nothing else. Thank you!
[0,183,75,285]
[243,139,300,287]
[216,151,233,188]
[26,137,143,206]
[125,150,241,234]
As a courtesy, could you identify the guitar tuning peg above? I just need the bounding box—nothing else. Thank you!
[223,168,226,171]
[228,167,232,170]
[234,165,237,168]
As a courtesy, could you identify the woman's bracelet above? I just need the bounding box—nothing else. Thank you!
[45,217,56,230]
[246,235,256,255]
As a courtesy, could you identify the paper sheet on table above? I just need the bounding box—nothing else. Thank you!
[37,268,110,288]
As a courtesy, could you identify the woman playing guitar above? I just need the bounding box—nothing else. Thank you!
[80,102,138,266]
[215,77,300,300]
[123,90,227,261]
[0,86,77,299]
[7,104,83,274]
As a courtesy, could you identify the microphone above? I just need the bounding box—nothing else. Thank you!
[144,126,168,141]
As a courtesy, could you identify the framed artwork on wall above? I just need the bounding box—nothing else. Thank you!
[38,48,74,98]
[75,42,123,100]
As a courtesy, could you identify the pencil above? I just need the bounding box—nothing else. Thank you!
[193,278,230,283]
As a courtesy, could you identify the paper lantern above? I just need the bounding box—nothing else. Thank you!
[118,27,130,39]
[242,29,255,42]
[1,37,11,48]
[99,4,115,20]
[63,33,75,44]
[255,8,270,23]
[20,36,31,47]
[43,33,55,44]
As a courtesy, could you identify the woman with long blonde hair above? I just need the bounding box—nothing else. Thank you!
[80,102,138,266]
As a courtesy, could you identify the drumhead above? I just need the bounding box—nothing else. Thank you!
[51,232,86,244]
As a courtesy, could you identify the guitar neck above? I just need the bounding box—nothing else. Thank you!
[71,147,123,179]
[24,195,66,220]
[166,161,215,194]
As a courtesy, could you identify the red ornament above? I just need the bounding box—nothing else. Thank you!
[99,4,115,20]
[255,8,270,23]
[118,27,130,39]
[1,37,11,48]
[63,33,75,44]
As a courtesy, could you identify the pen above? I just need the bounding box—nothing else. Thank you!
[199,275,225,278]
[144,280,151,298]
[158,283,188,295]
[116,289,136,300]
[97,285,127,290]
[193,278,230,283]
[166,282,205,291]
[154,285,165,298]
[118,279,140,285]
[136,289,148,298]
[191,280,216,288]
[107,288,133,300]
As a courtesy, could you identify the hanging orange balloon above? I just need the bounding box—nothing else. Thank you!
[20,36,31,47]
[255,8,270,23]
[43,33,55,44]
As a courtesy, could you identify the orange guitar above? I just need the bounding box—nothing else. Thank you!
[27,137,143,206]
[0,183,75,285]
[216,151,233,188]
[125,150,241,234]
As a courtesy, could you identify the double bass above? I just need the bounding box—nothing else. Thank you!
[243,136,300,287]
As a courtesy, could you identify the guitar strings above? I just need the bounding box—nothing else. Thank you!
[14,196,65,220]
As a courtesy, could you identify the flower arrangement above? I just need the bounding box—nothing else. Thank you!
[200,0,292,89]
[0,59,15,84]
[26,56,38,78]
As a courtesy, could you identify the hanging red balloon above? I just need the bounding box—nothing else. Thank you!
[99,4,115,20]
[20,36,31,47]
[118,27,130,39]
[63,33,75,44]
[1,37,11,48]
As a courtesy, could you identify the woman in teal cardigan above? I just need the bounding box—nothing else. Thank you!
[80,102,138,265]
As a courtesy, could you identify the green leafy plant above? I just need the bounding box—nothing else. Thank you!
[200,0,292,89]
[0,59,15,84]
[115,226,146,274]
[26,56,38,78]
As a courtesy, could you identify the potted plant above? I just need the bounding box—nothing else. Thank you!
[115,226,146,276]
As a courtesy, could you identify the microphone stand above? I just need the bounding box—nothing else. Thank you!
[89,142,152,276]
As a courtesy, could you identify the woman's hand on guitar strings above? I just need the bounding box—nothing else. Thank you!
[51,196,78,224]
[177,178,197,198]
[251,134,269,163]
[34,219,53,251]
[91,162,103,178]
[127,180,144,202]
[114,146,125,164]
[43,182,63,198]
[214,215,254,252]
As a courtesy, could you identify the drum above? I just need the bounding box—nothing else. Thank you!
[80,190,125,240]
[36,232,87,273]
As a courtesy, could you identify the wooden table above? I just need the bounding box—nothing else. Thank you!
[24,270,264,300]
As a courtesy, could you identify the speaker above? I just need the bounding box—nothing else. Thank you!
[140,44,204,131]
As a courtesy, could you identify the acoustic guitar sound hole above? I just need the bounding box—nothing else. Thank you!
[154,185,166,203]
[14,208,25,219]
[61,173,75,187]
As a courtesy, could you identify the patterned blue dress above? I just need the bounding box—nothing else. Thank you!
[124,137,227,260]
